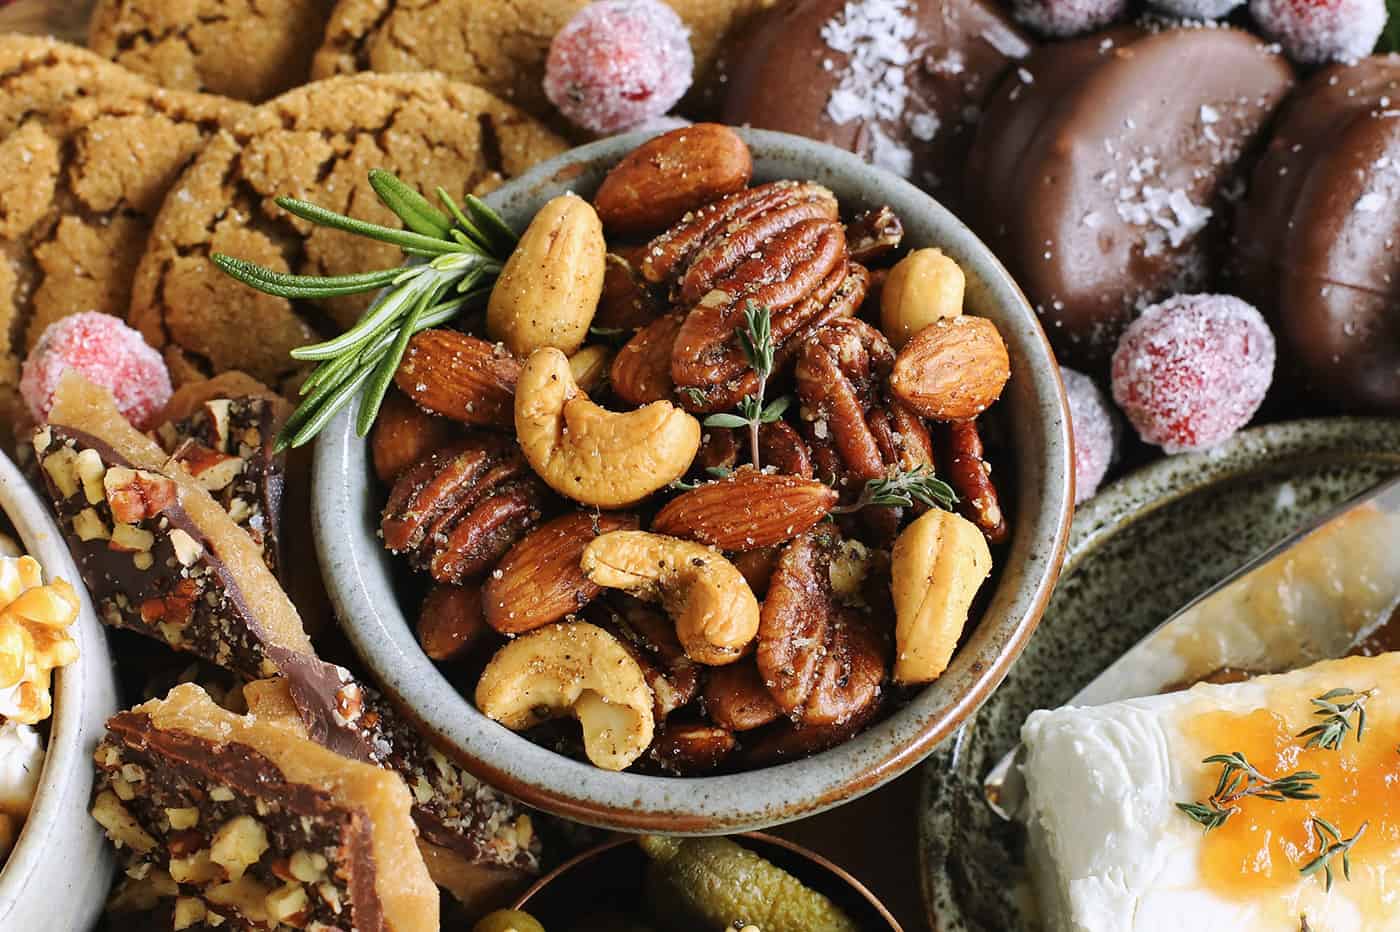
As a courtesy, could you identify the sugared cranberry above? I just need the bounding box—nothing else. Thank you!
[1249,0,1387,65]
[544,0,694,134]
[1012,0,1129,37]
[1062,367,1118,504]
[1111,294,1274,453]
[1150,0,1243,17]
[20,312,172,429]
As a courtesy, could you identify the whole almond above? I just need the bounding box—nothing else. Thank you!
[483,511,639,635]
[593,124,753,235]
[651,469,838,552]
[417,582,491,662]
[371,390,458,482]
[889,316,1010,421]
[394,330,520,428]
[611,312,683,406]
[487,193,605,357]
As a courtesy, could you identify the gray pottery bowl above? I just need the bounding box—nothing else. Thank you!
[0,451,118,928]
[313,129,1074,833]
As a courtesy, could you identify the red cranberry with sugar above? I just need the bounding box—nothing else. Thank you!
[544,0,694,134]
[1111,294,1274,454]
[20,312,172,429]
[1062,367,1118,504]
[1012,0,1128,37]
[1249,0,1386,65]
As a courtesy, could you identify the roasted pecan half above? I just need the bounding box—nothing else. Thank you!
[845,206,904,265]
[593,597,701,720]
[758,421,813,479]
[640,180,839,287]
[649,721,737,776]
[940,419,1009,545]
[381,435,549,584]
[796,317,935,539]
[676,262,869,414]
[756,532,886,727]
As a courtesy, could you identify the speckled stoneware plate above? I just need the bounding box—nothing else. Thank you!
[917,417,1400,931]
[314,128,1074,833]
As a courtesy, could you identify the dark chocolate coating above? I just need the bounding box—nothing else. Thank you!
[720,0,1032,204]
[1233,55,1400,412]
[967,25,1293,368]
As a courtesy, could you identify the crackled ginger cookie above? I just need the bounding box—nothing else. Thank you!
[87,0,336,102]
[0,35,249,424]
[128,73,568,390]
[311,0,776,119]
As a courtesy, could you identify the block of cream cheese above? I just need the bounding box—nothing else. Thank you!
[1022,652,1400,932]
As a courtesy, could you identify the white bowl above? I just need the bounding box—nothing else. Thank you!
[0,450,119,928]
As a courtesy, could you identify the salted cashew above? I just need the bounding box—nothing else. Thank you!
[487,193,605,358]
[515,348,700,508]
[475,622,655,771]
[581,531,759,666]
[889,509,992,685]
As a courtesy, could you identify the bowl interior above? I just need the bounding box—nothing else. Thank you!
[0,451,117,916]
[312,128,1073,833]
[515,833,903,930]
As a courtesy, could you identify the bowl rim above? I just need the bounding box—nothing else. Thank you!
[0,449,115,915]
[312,127,1074,833]
[512,831,905,931]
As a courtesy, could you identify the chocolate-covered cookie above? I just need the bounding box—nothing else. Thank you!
[720,0,1032,200]
[966,25,1293,367]
[1233,55,1400,412]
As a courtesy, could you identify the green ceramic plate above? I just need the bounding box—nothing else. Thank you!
[917,417,1400,932]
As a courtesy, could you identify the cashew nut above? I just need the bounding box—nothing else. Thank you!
[580,531,759,666]
[880,248,965,348]
[889,509,991,685]
[515,348,700,508]
[487,193,605,358]
[474,622,655,771]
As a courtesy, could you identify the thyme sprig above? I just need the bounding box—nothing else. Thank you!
[1176,753,1321,832]
[700,303,790,470]
[1300,819,1368,891]
[831,465,958,515]
[1297,688,1372,751]
[212,169,516,451]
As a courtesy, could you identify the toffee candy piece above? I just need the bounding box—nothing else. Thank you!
[720,0,1032,201]
[94,683,437,931]
[966,25,1293,368]
[1232,56,1400,413]
[156,395,287,578]
[243,678,543,892]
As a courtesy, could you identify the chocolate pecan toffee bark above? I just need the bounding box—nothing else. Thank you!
[0,35,249,421]
[88,0,336,102]
[966,24,1293,367]
[95,683,437,931]
[128,73,567,390]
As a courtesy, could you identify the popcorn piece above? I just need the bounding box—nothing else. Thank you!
[94,684,437,932]
[0,555,80,725]
[19,312,172,430]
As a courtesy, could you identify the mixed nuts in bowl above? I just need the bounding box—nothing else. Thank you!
[313,126,1073,831]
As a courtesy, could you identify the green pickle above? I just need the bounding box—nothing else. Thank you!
[638,836,860,932]
[473,909,547,932]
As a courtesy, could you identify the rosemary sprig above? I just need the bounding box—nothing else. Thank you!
[701,303,790,470]
[1300,819,1368,891]
[1176,752,1321,832]
[1297,688,1372,751]
[831,465,958,515]
[212,169,516,451]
